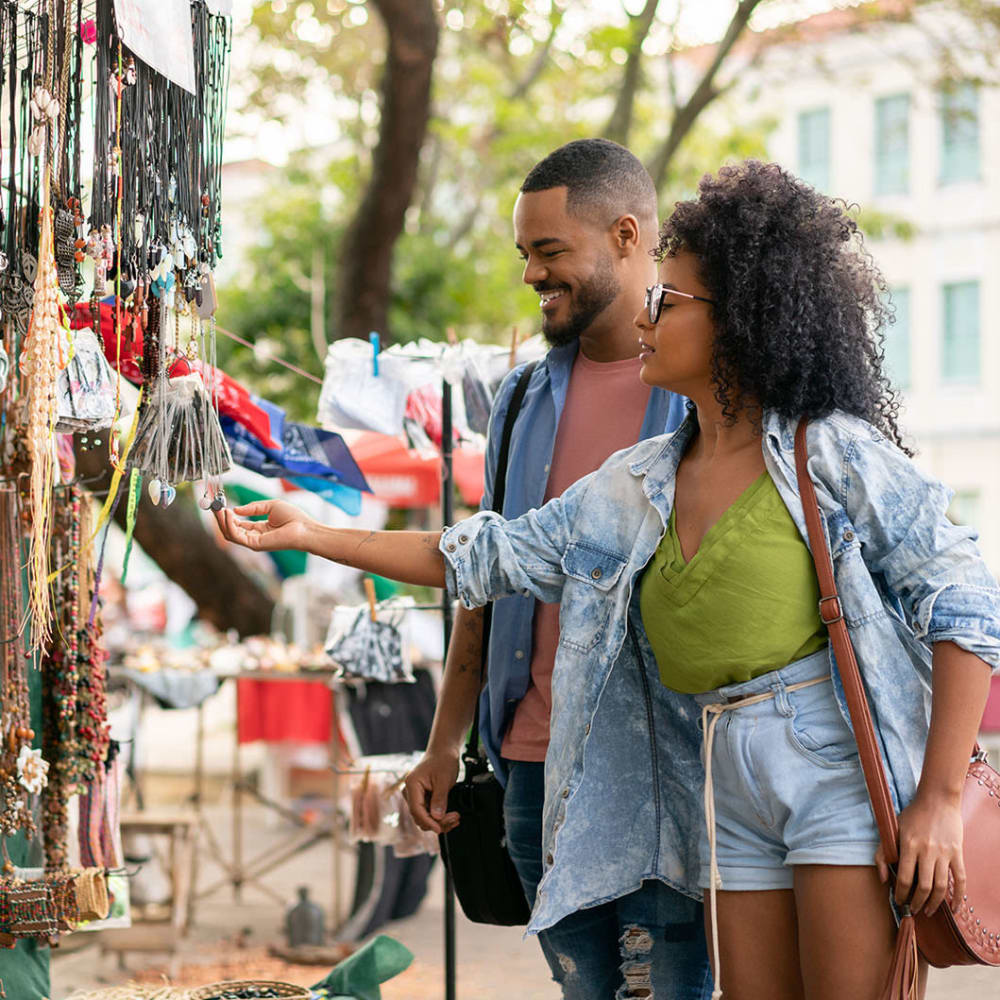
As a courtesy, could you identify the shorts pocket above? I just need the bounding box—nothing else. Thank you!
[785,686,859,769]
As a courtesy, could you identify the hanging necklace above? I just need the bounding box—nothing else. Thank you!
[0,486,40,874]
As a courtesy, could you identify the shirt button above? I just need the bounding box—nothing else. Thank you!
[458,534,469,544]
[544,464,551,473]
[584,723,591,735]
[561,788,569,799]
[546,853,554,866]
[844,530,855,542]
[514,649,525,659]
[591,568,602,580]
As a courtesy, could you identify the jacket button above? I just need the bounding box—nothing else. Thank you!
[844,530,855,542]
[584,723,591,735]
[446,543,456,552]
[562,788,569,798]
[591,568,602,580]
[458,534,469,544]
[546,853,553,866]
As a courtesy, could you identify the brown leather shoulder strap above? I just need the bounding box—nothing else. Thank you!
[793,418,900,864]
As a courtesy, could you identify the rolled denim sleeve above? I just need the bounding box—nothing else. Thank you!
[440,493,574,610]
[838,424,1000,669]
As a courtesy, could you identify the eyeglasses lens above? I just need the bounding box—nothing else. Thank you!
[647,285,663,324]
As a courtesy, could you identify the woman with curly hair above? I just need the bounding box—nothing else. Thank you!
[216,160,1000,1000]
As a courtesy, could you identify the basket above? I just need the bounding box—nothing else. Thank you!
[188,982,311,1000]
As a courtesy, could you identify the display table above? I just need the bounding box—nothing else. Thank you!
[99,811,198,976]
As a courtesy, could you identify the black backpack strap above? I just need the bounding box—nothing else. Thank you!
[463,360,538,761]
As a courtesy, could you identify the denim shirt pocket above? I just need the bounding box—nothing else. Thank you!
[558,542,629,651]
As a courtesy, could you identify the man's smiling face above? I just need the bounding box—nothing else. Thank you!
[513,187,620,348]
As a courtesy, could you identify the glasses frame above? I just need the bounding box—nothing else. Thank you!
[645,284,715,324]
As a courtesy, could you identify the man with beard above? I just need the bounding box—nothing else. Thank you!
[404,139,710,999]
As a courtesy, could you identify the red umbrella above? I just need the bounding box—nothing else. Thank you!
[347,432,485,509]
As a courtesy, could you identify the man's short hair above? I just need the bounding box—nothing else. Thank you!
[521,138,658,233]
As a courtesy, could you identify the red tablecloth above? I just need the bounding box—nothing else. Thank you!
[237,678,333,744]
[982,676,1000,733]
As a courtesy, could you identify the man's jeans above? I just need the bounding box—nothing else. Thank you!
[503,761,714,1000]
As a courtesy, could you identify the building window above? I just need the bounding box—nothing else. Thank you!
[797,107,830,191]
[884,287,910,388]
[940,82,979,184]
[874,94,909,195]
[941,281,980,383]
[948,489,981,530]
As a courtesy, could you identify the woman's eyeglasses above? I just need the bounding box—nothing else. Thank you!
[645,284,715,324]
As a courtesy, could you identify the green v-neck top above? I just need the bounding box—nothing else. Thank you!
[639,471,828,694]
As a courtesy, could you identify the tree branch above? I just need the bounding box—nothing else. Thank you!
[647,0,764,190]
[603,0,661,146]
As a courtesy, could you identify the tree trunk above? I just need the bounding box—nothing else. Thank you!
[334,0,438,344]
[75,445,276,637]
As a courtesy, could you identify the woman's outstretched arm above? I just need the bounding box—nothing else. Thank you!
[214,500,446,588]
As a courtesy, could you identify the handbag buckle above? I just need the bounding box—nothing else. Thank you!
[818,595,844,626]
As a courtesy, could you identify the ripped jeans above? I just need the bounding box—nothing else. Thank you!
[503,761,714,1000]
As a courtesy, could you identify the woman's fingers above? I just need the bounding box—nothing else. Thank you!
[923,855,951,916]
[233,500,273,516]
[951,850,967,914]
[875,844,889,885]
[894,844,917,907]
[216,509,262,549]
[908,850,936,913]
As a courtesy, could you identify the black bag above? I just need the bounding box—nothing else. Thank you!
[438,361,537,926]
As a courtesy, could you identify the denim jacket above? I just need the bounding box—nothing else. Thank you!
[441,408,1000,934]
[479,344,687,780]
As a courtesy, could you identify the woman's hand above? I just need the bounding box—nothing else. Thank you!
[876,790,965,916]
[214,499,316,553]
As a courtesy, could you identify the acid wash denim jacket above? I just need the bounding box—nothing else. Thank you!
[439,408,1000,935]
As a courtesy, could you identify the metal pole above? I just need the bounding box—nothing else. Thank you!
[441,377,457,1000]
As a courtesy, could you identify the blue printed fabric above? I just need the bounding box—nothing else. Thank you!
[221,403,371,494]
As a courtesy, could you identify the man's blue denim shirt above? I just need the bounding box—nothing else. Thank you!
[479,342,687,781]
[442,410,1000,933]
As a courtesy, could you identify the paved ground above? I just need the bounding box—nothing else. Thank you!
[48,801,998,999]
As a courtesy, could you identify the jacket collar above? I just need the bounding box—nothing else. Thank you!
[628,408,800,487]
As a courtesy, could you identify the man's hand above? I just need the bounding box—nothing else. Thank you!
[214,499,315,552]
[404,749,462,835]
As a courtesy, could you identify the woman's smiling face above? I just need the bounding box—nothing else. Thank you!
[634,251,717,395]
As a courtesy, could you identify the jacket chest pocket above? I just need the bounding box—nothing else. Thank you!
[558,542,628,652]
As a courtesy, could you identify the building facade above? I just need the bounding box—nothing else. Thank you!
[706,2,999,570]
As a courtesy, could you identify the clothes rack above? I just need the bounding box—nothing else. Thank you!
[440,375,457,1000]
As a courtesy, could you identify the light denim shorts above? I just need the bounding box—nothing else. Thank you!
[693,648,881,891]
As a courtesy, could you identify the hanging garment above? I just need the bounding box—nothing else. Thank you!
[326,602,415,685]
[55,327,120,432]
[221,411,370,495]
[318,338,435,436]
[336,671,438,940]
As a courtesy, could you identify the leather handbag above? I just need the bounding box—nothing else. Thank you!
[438,362,537,926]
[794,419,1000,997]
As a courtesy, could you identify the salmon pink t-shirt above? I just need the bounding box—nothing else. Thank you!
[500,351,651,762]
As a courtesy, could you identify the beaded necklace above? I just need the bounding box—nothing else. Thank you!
[0,486,36,864]
[40,484,82,872]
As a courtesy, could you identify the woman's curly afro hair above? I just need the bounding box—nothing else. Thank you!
[657,160,908,453]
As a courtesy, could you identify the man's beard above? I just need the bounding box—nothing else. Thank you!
[541,256,621,348]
